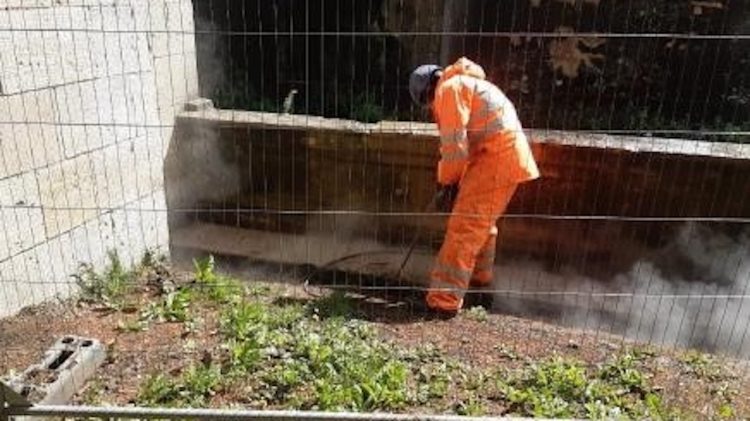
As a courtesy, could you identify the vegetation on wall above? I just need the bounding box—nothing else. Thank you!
[194,0,750,141]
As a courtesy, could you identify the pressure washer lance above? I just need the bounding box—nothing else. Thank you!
[302,189,447,298]
[394,190,443,279]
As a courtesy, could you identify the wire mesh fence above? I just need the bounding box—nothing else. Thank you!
[2,0,750,419]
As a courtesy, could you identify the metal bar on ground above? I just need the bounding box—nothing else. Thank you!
[3,405,576,421]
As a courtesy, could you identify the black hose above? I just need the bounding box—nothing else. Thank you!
[302,191,442,298]
[395,193,441,278]
[301,250,397,297]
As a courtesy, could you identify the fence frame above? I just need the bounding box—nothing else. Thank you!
[1,383,564,421]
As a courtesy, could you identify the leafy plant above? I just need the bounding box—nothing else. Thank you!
[599,352,648,393]
[140,288,193,323]
[679,351,726,381]
[309,290,356,319]
[194,256,244,304]
[497,355,677,419]
[73,250,133,309]
[138,248,168,274]
[455,397,486,416]
[138,365,221,407]
[132,255,691,418]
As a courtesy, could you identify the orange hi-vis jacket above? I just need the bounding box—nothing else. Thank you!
[433,57,539,187]
[426,58,540,312]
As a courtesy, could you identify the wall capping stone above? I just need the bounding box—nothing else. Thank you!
[178,109,750,161]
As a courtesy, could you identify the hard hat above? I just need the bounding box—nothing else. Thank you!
[409,64,442,107]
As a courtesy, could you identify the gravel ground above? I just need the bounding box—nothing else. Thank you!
[2,268,749,419]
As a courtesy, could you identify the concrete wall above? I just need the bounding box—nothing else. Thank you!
[0,0,199,317]
[167,110,750,279]
[165,110,750,355]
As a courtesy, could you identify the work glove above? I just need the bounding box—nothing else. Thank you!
[436,183,459,213]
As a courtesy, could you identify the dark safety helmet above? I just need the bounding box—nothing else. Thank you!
[409,64,442,107]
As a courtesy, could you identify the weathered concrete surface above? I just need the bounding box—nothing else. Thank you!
[0,0,199,318]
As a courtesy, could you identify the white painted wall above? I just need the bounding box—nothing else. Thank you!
[0,0,198,317]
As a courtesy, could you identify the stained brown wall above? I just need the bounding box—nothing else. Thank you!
[165,110,750,279]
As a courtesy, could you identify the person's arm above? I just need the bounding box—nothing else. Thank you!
[435,79,471,186]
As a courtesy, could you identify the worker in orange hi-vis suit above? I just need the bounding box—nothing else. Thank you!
[409,57,540,316]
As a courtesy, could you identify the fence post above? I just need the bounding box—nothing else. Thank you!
[1,381,31,421]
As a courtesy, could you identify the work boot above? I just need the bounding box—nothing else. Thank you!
[425,307,459,321]
[415,292,459,320]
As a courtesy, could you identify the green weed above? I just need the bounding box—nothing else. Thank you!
[138,365,221,407]
[710,382,738,420]
[144,292,409,411]
[599,352,649,393]
[309,290,356,319]
[497,355,677,419]
[679,351,726,381]
[494,345,520,361]
[717,403,735,420]
[140,288,193,323]
[455,397,486,416]
[138,248,168,273]
[248,284,272,297]
[131,258,692,418]
[463,306,488,322]
[73,250,133,309]
[194,256,244,304]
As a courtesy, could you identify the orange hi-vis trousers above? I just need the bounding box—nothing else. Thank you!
[426,157,518,312]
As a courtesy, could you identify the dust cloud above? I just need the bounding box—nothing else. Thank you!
[495,223,750,359]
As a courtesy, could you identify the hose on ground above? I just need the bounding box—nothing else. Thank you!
[301,250,397,298]
[302,191,442,298]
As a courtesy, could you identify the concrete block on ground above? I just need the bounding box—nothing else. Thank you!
[6,335,106,404]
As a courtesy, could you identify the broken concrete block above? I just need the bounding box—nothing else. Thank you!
[5,336,106,405]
